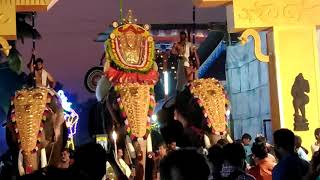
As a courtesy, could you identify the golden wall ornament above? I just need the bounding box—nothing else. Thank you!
[0,0,58,40]
[189,79,229,135]
[239,29,269,62]
[0,37,12,56]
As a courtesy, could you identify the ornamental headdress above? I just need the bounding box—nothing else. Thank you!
[104,10,158,140]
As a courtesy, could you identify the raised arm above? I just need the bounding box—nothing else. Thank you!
[28,49,35,73]
[47,72,56,89]
[194,49,200,69]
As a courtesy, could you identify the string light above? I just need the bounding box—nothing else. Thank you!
[57,90,79,140]
[163,71,169,96]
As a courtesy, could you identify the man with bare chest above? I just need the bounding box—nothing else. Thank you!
[28,51,56,88]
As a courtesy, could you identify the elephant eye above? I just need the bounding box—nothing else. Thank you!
[16,94,25,101]
[33,93,44,100]
[207,90,216,96]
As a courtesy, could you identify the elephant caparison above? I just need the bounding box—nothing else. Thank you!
[6,87,67,175]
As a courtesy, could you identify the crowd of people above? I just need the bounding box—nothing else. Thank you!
[1,29,319,180]
[0,128,316,180]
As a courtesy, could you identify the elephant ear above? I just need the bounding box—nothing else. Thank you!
[7,49,23,75]
[48,95,64,114]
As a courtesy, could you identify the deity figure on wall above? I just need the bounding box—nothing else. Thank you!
[291,73,310,131]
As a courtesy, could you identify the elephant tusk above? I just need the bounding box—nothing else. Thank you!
[18,150,25,176]
[204,134,211,149]
[126,136,136,158]
[239,29,269,63]
[40,148,48,168]
[146,134,152,153]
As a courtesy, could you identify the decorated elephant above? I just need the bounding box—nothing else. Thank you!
[6,87,67,175]
[158,78,232,149]
[90,10,159,179]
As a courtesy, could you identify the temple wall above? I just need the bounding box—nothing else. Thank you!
[318,29,320,71]
[226,32,272,141]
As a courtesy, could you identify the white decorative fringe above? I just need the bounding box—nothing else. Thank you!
[126,136,136,158]
[40,148,47,168]
[204,134,211,149]
[18,150,25,176]
[147,134,152,153]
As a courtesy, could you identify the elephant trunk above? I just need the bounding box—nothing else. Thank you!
[23,152,39,174]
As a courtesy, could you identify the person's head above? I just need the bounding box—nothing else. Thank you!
[255,135,267,144]
[208,144,224,166]
[179,31,187,42]
[174,88,204,129]
[223,143,246,169]
[273,129,295,159]
[295,135,302,149]
[74,143,107,180]
[61,148,71,163]
[241,133,252,146]
[310,150,320,178]
[168,141,177,151]
[216,138,229,147]
[159,144,167,157]
[117,148,123,158]
[315,128,320,141]
[35,58,44,70]
[251,142,268,160]
[160,149,210,180]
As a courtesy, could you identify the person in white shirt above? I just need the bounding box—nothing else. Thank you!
[312,128,320,155]
[171,31,194,91]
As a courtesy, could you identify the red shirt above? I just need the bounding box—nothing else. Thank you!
[248,156,276,180]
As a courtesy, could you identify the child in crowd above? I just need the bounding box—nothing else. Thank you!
[312,128,320,155]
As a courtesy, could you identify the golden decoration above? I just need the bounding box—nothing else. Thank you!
[117,83,152,138]
[112,21,119,28]
[123,9,137,24]
[13,88,49,153]
[110,33,116,39]
[190,79,227,134]
[105,10,155,73]
[239,29,269,62]
[117,31,145,65]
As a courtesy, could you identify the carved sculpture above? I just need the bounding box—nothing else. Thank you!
[291,73,310,131]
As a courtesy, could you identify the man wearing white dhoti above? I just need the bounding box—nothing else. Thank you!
[28,50,56,88]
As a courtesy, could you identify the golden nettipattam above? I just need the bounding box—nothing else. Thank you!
[194,0,320,157]
[190,79,229,135]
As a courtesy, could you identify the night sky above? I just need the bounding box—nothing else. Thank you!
[17,0,226,102]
